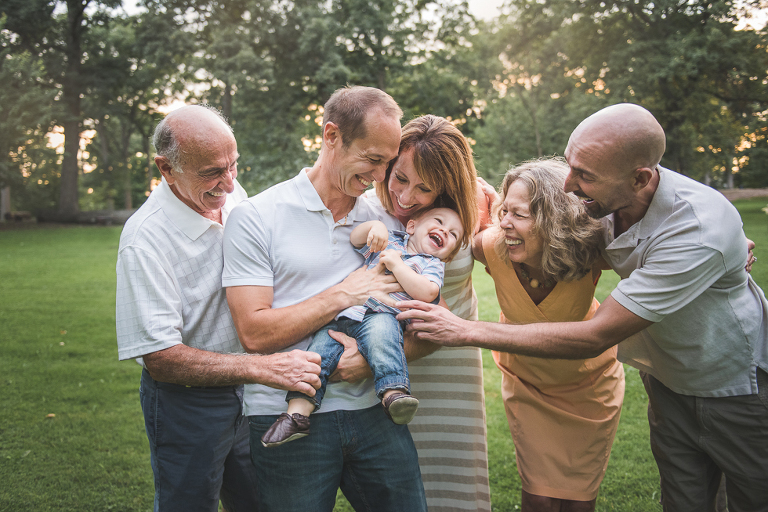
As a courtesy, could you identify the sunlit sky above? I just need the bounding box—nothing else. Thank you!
[467,0,503,20]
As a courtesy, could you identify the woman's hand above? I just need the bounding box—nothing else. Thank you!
[476,177,498,233]
[328,330,373,383]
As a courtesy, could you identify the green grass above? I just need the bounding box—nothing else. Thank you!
[1,197,766,510]
[0,226,152,510]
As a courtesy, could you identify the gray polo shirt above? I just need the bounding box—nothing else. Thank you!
[603,166,768,397]
[116,178,248,362]
[222,169,396,416]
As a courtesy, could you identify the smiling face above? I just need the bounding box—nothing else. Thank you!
[387,148,440,224]
[405,207,463,262]
[563,104,664,220]
[157,110,239,218]
[498,180,544,268]
[563,137,636,220]
[332,108,401,197]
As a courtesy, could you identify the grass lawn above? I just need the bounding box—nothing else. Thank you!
[1,196,766,510]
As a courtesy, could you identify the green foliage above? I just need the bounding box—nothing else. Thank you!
[0,197,765,509]
[3,0,768,214]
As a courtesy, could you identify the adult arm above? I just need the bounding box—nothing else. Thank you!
[143,345,321,394]
[396,295,653,359]
[227,264,400,354]
[476,177,498,233]
[472,230,488,266]
[116,245,321,392]
[329,299,445,383]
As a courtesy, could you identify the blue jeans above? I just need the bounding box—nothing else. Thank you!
[139,369,258,512]
[287,313,410,409]
[249,404,427,511]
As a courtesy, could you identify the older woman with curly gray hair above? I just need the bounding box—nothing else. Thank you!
[475,157,625,512]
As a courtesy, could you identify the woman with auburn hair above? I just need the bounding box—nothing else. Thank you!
[474,157,624,512]
[335,114,491,511]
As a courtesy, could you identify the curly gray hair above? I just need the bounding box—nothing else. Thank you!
[493,157,603,283]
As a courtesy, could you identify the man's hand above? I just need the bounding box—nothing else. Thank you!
[328,330,373,383]
[259,349,322,396]
[366,222,390,252]
[396,300,469,347]
[338,262,402,307]
[746,238,756,273]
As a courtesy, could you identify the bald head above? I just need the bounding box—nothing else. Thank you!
[153,105,234,171]
[569,103,666,175]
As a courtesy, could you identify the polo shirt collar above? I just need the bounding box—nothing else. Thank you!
[295,168,369,224]
[154,178,223,241]
[607,166,674,248]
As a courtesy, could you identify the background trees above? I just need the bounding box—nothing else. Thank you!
[1,0,767,217]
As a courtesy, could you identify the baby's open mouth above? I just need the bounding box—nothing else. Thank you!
[429,233,443,247]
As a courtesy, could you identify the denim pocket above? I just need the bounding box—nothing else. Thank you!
[248,415,278,433]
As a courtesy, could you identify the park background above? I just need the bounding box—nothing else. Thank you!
[2,0,768,510]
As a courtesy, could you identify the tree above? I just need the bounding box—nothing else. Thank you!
[82,9,193,209]
[1,0,121,218]
[470,0,768,186]
[0,16,58,217]
[552,0,768,183]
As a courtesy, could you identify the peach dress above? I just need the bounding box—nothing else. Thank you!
[482,227,625,501]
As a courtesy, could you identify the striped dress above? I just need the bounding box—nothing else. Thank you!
[367,194,491,511]
[408,244,491,511]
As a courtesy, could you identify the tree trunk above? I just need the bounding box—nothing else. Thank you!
[120,122,134,210]
[99,115,110,173]
[222,81,233,121]
[59,118,81,217]
[726,154,735,189]
[0,186,10,223]
[58,0,89,218]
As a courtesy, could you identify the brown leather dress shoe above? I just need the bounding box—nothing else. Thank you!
[382,392,419,425]
[261,413,310,448]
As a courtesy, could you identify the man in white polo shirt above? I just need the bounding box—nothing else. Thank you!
[400,103,768,511]
[223,86,428,511]
[116,105,321,511]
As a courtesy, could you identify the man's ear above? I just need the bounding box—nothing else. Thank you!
[632,167,654,191]
[323,121,342,149]
[155,156,175,184]
[406,219,416,235]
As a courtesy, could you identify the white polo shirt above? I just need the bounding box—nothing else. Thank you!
[116,178,248,362]
[222,169,396,416]
[603,166,768,397]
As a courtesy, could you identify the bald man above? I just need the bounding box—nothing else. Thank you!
[116,105,321,511]
[399,104,768,511]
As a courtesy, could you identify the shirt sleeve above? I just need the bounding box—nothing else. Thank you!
[420,257,445,288]
[611,243,726,322]
[115,245,183,360]
[222,201,276,288]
